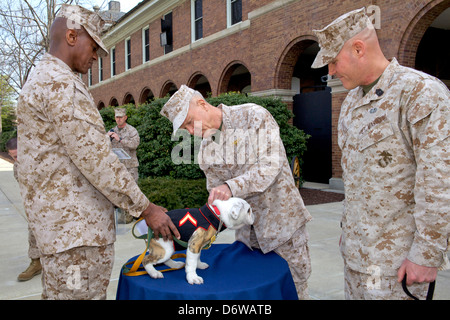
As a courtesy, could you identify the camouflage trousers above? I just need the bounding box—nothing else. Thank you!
[344,265,431,300]
[250,225,311,300]
[28,226,39,260]
[40,244,114,300]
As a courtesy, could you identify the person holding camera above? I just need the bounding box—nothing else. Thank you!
[107,108,141,223]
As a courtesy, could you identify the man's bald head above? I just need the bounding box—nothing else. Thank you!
[333,26,389,87]
[48,16,99,74]
[49,17,85,51]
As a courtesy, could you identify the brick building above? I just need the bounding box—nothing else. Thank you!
[84,0,450,187]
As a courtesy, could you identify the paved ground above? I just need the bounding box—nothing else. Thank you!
[0,158,448,300]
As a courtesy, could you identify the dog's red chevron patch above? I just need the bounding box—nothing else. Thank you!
[179,212,198,227]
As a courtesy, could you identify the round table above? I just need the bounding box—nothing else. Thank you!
[116,241,298,300]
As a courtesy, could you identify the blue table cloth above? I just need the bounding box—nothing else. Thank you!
[116,241,298,300]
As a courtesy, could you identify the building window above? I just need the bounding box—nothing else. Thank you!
[192,0,203,42]
[110,47,116,76]
[142,26,150,62]
[161,12,173,54]
[125,37,131,70]
[227,0,242,27]
[99,57,103,82]
[88,68,92,86]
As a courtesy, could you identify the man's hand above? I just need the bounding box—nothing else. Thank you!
[140,203,180,241]
[397,258,438,285]
[208,184,232,205]
[107,131,120,141]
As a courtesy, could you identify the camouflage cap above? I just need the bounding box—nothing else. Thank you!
[115,108,127,117]
[160,85,202,134]
[311,7,373,69]
[57,4,108,57]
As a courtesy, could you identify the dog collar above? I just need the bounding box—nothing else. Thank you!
[207,204,221,217]
[212,205,220,217]
[206,204,226,230]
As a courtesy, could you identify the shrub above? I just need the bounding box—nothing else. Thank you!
[1,103,18,152]
[135,97,206,180]
[138,176,208,210]
[0,130,17,152]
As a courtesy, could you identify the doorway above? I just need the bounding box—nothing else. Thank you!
[291,42,331,183]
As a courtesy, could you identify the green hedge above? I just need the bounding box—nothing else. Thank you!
[138,177,208,211]
[0,130,16,152]
[1,103,18,152]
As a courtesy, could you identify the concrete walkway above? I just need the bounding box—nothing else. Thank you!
[0,158,448,300]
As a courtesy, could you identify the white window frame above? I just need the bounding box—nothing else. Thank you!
[110,46,116,77]
[98,57,103,82]
[125,37,131,71]
[142,26,150,63]
[227,0,242,28]
[191,0,203,43]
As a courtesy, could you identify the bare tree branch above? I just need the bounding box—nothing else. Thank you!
[0,0,103,95]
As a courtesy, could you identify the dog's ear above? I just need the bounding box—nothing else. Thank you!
[230,201,244,220]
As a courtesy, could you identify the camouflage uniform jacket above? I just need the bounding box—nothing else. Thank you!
[110,124,140,169]
[16,53,150,255]
[338,58,450,276]
[198,103,311,253]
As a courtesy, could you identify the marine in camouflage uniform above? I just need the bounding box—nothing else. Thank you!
[16,5,178,299]
[108,108,140,182]
[312,7,450,299]
[160,85,312,299]
[108,108,141,223]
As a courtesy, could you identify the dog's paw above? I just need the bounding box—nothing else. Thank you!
[145,265,164,279]
[197,261,209,269]
[149,270,164,279]
[187,273,204,285]
[165,260,185,269]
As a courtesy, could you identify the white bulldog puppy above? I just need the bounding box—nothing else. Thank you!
[135,197,254,284]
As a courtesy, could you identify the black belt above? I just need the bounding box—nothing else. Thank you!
[402,274,435,300]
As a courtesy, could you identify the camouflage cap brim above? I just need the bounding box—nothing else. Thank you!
[161,85,202,134]
[311,7,373,69]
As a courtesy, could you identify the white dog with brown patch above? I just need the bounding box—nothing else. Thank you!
[134,197,254,284]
